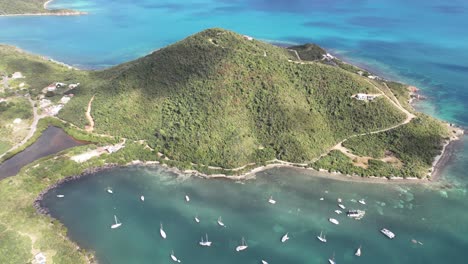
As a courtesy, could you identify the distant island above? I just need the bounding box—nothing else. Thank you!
[0,28,463,263]
[0,0,84,16]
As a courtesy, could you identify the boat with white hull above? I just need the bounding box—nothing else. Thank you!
[236,237,248,251]
[111,215,122,229]
[160,223,167,239]
[199,234,212,247]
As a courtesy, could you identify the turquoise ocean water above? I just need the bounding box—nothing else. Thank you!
[2,0,468,263]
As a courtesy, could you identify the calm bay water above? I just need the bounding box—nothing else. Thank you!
[3,0,468,263]
[42,166,468,264]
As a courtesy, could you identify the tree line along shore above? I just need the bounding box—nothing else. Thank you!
[0,28,464,263]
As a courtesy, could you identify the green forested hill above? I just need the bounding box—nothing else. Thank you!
[59,28,407,168]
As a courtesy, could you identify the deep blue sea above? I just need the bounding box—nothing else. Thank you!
[3,0,468,263]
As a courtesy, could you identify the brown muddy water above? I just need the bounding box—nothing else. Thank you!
[0,126,87,179]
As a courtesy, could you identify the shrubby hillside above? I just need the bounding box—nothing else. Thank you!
[60,28,407,168]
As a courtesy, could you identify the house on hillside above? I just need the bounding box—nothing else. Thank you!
[355,93,378,101]
[11,72,24,79]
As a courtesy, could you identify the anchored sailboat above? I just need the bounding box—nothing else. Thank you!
[107,187,113,194]
[170,250,181,262]
[355,245,362,256]
[111,215,122,229]
[160,223,167,239]
[236,237,248,251]
[140,195,144,201]
[268,196,276,204]
[317,231,327,243]
[194,214,200,223]
[281,232,289,243]
[185,195,190,202]
[217,216,225,227]
[199,234,212,247]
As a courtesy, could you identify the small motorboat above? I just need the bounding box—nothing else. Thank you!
[317,231,327,243]
[355,246,362,256]
[380,228,395,239]
[235,237,248,251]
[194,215,200,223]
[160,223,167,239]
[170,250,181,262]
[335,210,342,214]
[56,194,64,198]
[185,195,190,202]
[217,216,225,227]
[329,218,339,225]
[111,215,122,229]
[199,234,212,247]
[328,256,336,264]
[337,198,342,203]
[281,232,289,243]
[261,260,269,264]
[140,195,145,201]
[268,196,276,204]
[338,204,346,210]
[358,199,366,205]
[319,197,324,201]
[107,187,113,194]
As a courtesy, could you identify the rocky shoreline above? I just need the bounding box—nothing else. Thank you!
[0,11,87,17]
[34,163,119,215]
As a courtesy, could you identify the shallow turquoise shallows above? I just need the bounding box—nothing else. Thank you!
[3,0,468,263]
[42,165,468,264]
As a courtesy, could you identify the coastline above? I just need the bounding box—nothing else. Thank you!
[0,0,86,17]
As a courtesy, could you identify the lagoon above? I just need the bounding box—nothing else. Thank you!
[0,126,87,179]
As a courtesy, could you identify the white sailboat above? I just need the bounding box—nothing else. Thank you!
[268,196,276,204]
[337,198,342,203]
[185,195,190,202]
[319,197,324,201]
[56,194,64,198]
[261,260,269,264]
[329,218,340,225]
[160,223,167,239]
[317,231,327,243]
[194,214,200,223]
[328,255,336,264]
[358,199,366,205]
[338,204,346,209]
[235,237,248,251]
[140,195,145,201]
[355,246,362,256]
[217,216,225,227]
[170,250,181,262]
[107,187,113,194]
[281,232,289,243]
[335,210,342,214]
[111,215,122,229]
[199,234,212,247]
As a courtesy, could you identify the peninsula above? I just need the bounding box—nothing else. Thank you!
[0,0,84,16]
[0,28,463,263]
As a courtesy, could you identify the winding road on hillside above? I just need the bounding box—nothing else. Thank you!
[0,97,40,160]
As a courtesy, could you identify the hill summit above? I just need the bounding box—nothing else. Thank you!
[60,28,408,168]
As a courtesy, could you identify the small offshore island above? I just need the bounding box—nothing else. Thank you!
[0,28,464,263]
